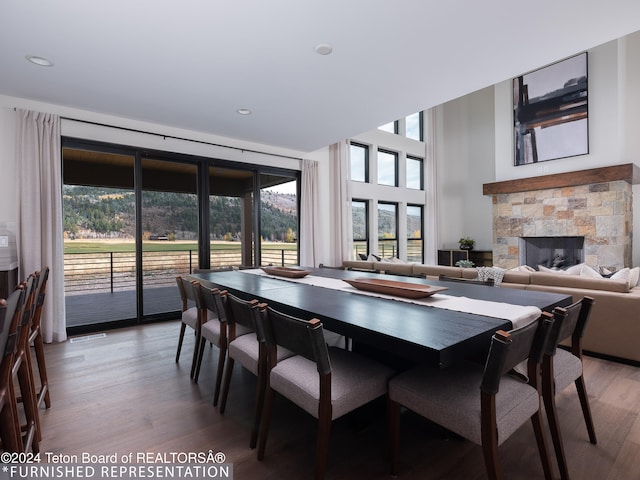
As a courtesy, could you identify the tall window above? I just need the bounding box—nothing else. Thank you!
[407,205,423,262]
[377,149,398,187]
[352,200,368,259]
[378,202,397,258]
[350,142,369,182]
[348,109,428,264]
[405,112,423,141]
[406,156,424,190]
[378,121,398,134]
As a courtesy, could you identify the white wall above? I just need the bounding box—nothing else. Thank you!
[0,106,17,225]
[435,87,495,251]
[620,32,640,266]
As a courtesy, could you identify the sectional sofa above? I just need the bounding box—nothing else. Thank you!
[341,260,640,365]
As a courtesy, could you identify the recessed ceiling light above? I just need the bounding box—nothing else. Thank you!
[314,43,333,55]
[25,55,54,67]
[236,108,252,115]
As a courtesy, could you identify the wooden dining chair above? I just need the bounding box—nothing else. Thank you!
[218,292,283,448]
[0,288,24,452]
[438,274,495,286]
[256,305,395,480]
[389,312,556,480]
[28,266,51,408]
[542,296,596,480]
[175,276,216,379]
[10,275,42,452]
[191,284,228,407]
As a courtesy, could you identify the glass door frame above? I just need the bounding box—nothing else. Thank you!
[62,137,301,332]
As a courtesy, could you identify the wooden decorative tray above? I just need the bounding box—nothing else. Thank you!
[343,278,447,298]
[261,266,311,278]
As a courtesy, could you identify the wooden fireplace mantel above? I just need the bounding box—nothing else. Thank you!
[482,163,640,195]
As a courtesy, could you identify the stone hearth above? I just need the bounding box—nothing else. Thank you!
[483,165,639,271]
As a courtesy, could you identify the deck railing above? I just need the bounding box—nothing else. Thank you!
[64,247,298,295]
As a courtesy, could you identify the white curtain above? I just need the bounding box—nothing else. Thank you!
[328,140,352,266]
[300,159,319,266]
[16,109,67,343]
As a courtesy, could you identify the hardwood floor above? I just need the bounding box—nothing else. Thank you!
[36,320,640,479]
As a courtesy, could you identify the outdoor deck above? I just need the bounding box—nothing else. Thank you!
[65,285,181,329]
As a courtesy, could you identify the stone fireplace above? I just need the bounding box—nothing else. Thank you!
[483,164,639,271]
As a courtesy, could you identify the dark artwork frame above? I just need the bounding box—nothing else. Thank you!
[513,52,588,166]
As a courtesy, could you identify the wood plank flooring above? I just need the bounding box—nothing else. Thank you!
[36,320,640,479]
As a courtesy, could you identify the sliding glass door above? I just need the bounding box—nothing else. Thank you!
[259,172,298,266]
[141,157,199,318]
[62,145,138,330]
[62,139,300,333]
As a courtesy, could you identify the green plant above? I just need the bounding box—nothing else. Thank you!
[458,237,475,248]
[455,259,475,268]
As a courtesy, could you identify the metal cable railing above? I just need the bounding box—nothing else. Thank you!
[64,248,298,295]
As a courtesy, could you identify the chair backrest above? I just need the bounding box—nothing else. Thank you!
[189,280,205,310]
[199,285,227,323]
[31,266,50,331]
[439,274,495,286]
[18,274,38,330]
[481,312,554,395]
[1,289,25,358]
[176,276,198,311]
[546,296,594,357]
[0,288,26,358]
[259,306,331,375]
[223,292,259,337]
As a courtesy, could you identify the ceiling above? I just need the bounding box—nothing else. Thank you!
[2,1,640,153]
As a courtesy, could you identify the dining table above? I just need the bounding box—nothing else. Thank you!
[188,267,571,368]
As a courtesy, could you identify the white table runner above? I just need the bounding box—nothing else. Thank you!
[242,269,541,329]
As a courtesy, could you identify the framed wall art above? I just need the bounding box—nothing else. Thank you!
[513,52,588,166]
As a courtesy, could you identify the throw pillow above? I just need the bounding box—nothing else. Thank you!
[509,265,535,272]
[366,254,381,262]
[387,257,406,264]
[579,264,602,278]
[476,266,506,286]
[611,268,631,286]
[538,265,567,274]
[630,267,640,287]
[564,263,585,275]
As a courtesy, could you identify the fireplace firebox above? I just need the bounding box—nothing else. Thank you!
[519,236,584,269]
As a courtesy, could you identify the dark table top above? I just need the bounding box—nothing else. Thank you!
[189,268,571,368]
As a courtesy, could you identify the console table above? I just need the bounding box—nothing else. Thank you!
[437,249,493,267]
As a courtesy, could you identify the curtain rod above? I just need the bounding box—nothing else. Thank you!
[57,115,305,162]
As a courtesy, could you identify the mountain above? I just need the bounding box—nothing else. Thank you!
[63,185,298,241]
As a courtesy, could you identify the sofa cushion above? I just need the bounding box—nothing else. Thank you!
[502,270,531,285]
[412,265,465,278]
[378,262,415,276]
[529,271,629,293]
[343,260,375,270]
